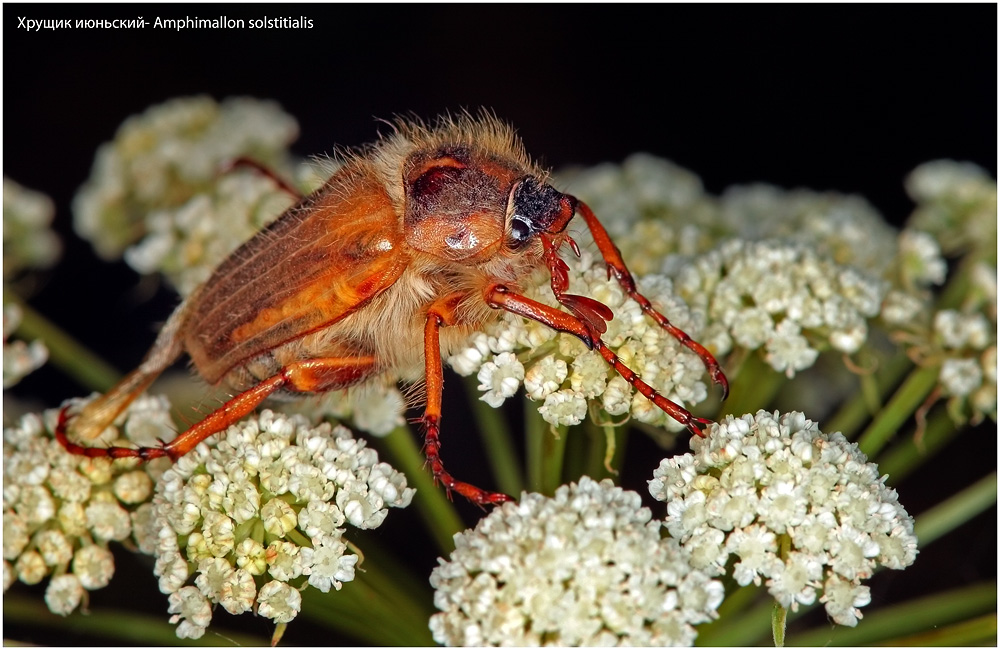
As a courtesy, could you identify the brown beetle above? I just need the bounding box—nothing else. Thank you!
[57,113,728,506]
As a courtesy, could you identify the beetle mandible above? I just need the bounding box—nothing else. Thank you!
[57,113,728,506]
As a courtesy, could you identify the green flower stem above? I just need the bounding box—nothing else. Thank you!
[884,612,997,646]
[525,404,548,492]
[877,407,965,483]
[587,422,626,480]
[825,351,913,439]
[856,364,939,458]
[913,471,997,547]
[719,352,787,420]
[695,582,765,646]
[5,292,121,392]
[541,421,568,496]
[771,601,787,647]
[698,596,776,646]
[463,376,524,495]
[377,424,463,553]
[787,581,996,646]
[299,540,435,645]
[2,596,266,645]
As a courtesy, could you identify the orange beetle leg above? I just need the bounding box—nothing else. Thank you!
[56,355,377,461]
[486,284,712,438]
[423,293,512,507]
[566,200,729,400]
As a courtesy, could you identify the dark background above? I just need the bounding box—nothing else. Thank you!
[4,3,996,646]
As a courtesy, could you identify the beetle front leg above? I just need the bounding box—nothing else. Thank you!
[486,284,712,437]
[564,200,730,400]
[423,294,512,507]
[57,356,377,461]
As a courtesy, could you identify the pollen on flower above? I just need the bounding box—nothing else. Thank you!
[429,477,723,646]
[148,410,413,637]
[650,410,918,627]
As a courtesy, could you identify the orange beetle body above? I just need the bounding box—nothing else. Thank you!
[58,114,728,506]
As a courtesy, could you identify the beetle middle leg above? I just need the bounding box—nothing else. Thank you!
[423,293,512,506]
[486,284,713,437]
[57,356,377,461]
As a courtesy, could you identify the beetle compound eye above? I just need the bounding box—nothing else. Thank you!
[509,216,533,248]
[508,178,567,247]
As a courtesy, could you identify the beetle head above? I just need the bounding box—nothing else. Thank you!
[403,144,576,262]
[507,177,577,250]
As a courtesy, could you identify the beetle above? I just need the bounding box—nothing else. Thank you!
[57,113,728,506]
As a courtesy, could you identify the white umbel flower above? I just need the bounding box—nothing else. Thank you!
[649,410,918,627]
[3,176,61,279]
[448,246,712,434]
[3,304,48,388]
[675,240,886,376]
[2,395,173,614]
[72,96,300,261]
[149,410,413,637]
[429,477,723,646]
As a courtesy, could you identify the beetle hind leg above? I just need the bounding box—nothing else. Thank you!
[57,355,377,462]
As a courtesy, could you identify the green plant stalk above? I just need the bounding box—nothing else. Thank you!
[825,351,913,440]
[695,583,765,646]
[525,404,547,492]
[913,471,997,547]
[377,424,464,553]
[699,597,779,646]
[856,364,939,458]
[719,352,787,420]
[772,601,787,647]
[299,557,435,645]
[884,612,997,646]
[877,407,964,483]
[344,532,436,623]
[463,376,524,495]
[5,292,121,392]
[786,581,996,646]
[2,597,266,645]
[585,422,627,480]
[541,421,568,495]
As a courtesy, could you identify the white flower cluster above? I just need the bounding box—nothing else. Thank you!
[72,95,300,261]
[149,409,414,639]
[674,240,886,377]
[905,160,997,256]
[429,477,723,646]
[557,154,899,281]
[2,395,173,615]
[3,303,48,388]
[122,171,298,296]
[3,177,61,279]
[649,410,918,627]
[449,247,712,431]
[893,161,997,424]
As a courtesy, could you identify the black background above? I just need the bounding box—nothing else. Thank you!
[4,3,997,646]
